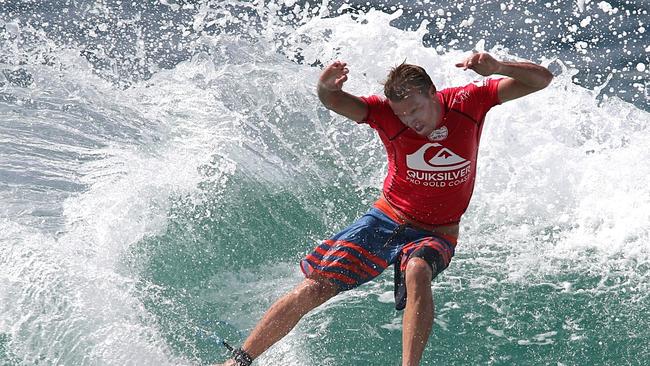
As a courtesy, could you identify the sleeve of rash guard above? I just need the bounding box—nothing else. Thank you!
[359,95,386,129]
[468,78,503,121]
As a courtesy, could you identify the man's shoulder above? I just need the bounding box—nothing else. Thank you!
[361,94,394,116]
[441,79,496,96]
[442,79,502,110]
[362,94,389,106]
[361,94,404,132]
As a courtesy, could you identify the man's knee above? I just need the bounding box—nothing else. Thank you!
[298,276,339,303]
[278,278,337,317]
[405,257,433,288]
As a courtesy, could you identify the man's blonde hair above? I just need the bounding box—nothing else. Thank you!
[383,62,435,101]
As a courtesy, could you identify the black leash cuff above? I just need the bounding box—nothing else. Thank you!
[222,340,253,366]
[232,348,253,366]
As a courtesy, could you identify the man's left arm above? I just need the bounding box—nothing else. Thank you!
[456,53,553,103]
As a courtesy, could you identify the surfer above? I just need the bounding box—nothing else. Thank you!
[218,52,552,365]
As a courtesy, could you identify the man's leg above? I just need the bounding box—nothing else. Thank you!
[218,276,338,365]
[401,257,434,366]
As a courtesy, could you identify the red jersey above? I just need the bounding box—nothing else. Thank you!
[360,78,503,226]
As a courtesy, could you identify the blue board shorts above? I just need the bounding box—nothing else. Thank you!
[300,206,457,295]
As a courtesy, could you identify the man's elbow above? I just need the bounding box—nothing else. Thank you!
[319,92,343,111]
[319,97,336,111]
[317,89,336,110]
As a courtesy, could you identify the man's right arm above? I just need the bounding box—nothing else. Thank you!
[317,61,368,123]
[317,85,368,123]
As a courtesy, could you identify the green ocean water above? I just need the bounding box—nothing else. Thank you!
[121,169,650,365]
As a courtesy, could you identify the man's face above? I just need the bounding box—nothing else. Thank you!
[388,86,441,138]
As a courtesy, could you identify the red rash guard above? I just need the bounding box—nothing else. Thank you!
[360,78,503,226]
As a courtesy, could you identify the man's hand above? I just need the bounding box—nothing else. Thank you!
[455,52,501,76]
[316,61,367,122]
[455,52,553,103]
[318,61,350,92]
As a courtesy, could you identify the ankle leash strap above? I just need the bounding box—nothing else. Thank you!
[223,340,253,366]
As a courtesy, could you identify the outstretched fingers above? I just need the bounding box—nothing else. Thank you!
[327,61,348,75]
[335,73,348,88]
[455,53,499,76]
[455,53,480,70]
[320,60,350,91]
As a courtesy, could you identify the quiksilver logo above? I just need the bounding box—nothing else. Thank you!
[405,143,471,187]
[406,143,469,171]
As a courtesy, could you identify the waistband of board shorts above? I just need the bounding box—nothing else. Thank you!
[373,194,458,246]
